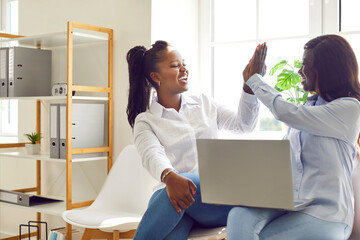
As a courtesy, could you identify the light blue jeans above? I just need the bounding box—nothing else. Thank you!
[227,207,352,240]
[133,173,233,240]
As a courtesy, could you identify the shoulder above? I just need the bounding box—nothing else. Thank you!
[328,97,360,110]
[326,97,360,123]
[134,110,154,127]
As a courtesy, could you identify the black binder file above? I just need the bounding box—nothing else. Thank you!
[0,189,62,207]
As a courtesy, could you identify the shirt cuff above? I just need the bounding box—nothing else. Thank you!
[241,89,258,104]
[246,73,264,92]
[156,164,176,182]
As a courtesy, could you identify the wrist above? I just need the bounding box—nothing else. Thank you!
[243,83,254,95]
[161,169,176,182]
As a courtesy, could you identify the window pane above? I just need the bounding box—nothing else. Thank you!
[213,38,306,107]
[213,38,307,139]
[340,0,360,32]
[259,0,309,39]
[213,0,256,42]
[213,42,254,106]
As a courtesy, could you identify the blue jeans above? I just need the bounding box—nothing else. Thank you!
[227,207,352,240]
[133,173,233,240]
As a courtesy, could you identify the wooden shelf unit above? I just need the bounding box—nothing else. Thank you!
[0,21,113,240]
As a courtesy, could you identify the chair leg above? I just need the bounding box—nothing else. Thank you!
[81,228,92,240]
[81,228,113,240]
[112,230,119,240]
[118,230,136,239]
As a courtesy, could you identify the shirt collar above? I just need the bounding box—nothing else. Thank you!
[306,94,328,106]
[149,94,199,117]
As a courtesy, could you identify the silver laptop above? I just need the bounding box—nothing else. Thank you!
[196,139,313,210]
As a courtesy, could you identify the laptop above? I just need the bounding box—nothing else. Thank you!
[196,139,313,210]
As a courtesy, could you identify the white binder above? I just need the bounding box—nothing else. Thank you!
[50,104,60,158]
[55,103,107,159]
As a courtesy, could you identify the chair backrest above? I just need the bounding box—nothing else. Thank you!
[89,145,157,215]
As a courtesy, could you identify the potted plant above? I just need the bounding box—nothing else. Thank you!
[269,60,309,105]
[24,132,42,154]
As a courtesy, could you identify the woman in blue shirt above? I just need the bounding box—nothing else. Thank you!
[227,35,360,239]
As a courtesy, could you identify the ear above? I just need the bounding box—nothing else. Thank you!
[150,72,160,85]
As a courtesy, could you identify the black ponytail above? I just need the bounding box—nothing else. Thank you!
[126,41,170,128]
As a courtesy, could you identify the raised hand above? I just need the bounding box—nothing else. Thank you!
[243,43,267,83]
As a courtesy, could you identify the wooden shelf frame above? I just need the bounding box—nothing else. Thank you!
[66,21,113,240]
[0,21,113,240]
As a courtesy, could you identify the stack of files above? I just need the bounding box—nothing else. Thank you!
[50,103,108,159]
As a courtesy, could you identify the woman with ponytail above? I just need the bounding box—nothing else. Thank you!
[126,40,260,239]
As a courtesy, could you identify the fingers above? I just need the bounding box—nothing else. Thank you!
[189,180,197,196]
[166,177,198,213]
[169,198,182,214]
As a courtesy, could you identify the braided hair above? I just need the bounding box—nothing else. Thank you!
[126,40,169,128]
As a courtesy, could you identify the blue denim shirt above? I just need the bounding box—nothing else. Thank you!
[247,74,360,227]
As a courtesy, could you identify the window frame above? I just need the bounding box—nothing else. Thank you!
[0,0,18,138]
[198,0,360,138]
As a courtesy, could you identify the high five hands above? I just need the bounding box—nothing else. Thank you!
[243,42,267,83]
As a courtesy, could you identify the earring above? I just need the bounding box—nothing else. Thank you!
[158,81,161,87]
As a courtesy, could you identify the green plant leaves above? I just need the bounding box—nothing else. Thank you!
[269,60,287,76]
[294,60,302,69]
[275,69,298,90]
[271,59,307,105]
[24,132,42,144]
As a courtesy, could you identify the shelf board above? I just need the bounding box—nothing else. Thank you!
[0,31,108,48]
[0,232,11,239]
[0,148,107,163]
[0,199,65,216]
[0,96,108,102]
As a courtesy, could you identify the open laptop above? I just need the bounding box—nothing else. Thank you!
[196,139,313,210]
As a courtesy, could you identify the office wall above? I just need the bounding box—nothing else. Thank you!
[151,0,200,93]
[1,0,200,235]
[1,0,152,235]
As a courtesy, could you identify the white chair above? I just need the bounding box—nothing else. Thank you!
[62,145,226,240]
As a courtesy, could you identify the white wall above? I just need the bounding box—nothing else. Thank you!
[151,0,200,93]
[1,0,152,235]
[2,0,201,236]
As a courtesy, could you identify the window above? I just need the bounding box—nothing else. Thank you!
[0,0,18,139]
[200,0,358,139]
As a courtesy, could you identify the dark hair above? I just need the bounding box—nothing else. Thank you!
[304,35,360,102]
[126,40,170,128]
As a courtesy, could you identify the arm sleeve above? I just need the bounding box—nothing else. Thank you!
[247,74,360,142]
[217,90,260,133]
[133,116,175,182]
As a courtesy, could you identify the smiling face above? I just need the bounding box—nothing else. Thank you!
[298,49,318,93]
[151,46,189,95]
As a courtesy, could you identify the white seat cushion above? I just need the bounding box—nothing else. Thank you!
[62,209,141,232]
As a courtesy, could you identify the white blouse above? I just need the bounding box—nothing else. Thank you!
[134,92,259,192]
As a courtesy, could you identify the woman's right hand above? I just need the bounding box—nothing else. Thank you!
[163,172,197,213]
